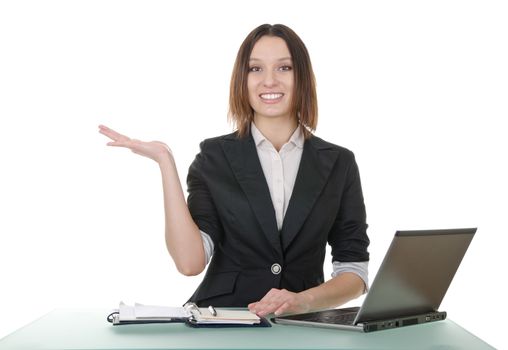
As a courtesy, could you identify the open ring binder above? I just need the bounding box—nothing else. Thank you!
[106,302,271,328]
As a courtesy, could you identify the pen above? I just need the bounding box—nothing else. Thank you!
[208,305,217,317]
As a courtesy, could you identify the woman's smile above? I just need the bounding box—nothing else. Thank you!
[259,92,285,103]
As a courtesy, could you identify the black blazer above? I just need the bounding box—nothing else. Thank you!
[186,131,369,307]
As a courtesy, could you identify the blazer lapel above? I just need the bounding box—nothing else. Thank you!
[280,136,339,251]
[220,133,282,256]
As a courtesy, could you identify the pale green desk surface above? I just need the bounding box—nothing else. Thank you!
[0,309,495,350]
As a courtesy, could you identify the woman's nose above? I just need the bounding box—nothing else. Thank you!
[262,70,277,87]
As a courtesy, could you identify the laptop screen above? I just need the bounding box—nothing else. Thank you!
[356,228,476,323]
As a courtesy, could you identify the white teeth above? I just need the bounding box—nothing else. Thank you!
[260,93,283,100]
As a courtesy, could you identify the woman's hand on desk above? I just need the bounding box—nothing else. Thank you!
[248,288,313,317]
[98,125,172,164]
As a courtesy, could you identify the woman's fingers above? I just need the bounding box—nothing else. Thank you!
[249,288,310,317]
[98,125,172,163]
[250,288,287,316]
[98,125,130,142]
[99,125,139,151]
[274,302,290,316]
[106,140,130,147]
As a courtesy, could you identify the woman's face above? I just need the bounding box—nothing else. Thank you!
[247,35,294,123]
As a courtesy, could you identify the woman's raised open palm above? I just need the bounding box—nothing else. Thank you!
[98,125,171,163]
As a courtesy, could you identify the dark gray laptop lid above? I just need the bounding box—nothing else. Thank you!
[356,228,476,323]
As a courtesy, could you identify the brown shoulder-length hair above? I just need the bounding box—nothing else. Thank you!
[228,24,318,139]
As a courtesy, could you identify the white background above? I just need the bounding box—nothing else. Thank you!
[0,1,506,348]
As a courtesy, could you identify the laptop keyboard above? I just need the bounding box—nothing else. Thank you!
[282,307,360,325]
[307,311,357,325]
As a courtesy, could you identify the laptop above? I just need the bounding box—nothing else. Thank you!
[273,228,476,332]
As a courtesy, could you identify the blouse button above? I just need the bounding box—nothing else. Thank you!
[271,263,282,275]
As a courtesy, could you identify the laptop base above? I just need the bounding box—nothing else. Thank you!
[273,309,447,332]
[360,310,447,332]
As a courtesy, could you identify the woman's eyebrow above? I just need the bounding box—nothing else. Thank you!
[249,57,292,62]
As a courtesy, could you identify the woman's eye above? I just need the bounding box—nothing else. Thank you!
[249,66,261,72]
[279,65,292,71]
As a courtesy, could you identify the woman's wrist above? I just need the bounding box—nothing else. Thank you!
[299,289,316,311]
[157,149,175,167]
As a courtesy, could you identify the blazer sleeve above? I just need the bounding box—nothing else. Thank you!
[328,152,370,262]
[186,140,224,246]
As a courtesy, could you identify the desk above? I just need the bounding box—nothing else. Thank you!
[0,309,495,350]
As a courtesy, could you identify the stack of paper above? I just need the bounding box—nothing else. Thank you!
[118,302,190,322]
[193,308,261,325]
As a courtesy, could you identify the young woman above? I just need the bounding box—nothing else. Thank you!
[99,24,370,317]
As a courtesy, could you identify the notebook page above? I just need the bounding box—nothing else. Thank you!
[134,303,190,319]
